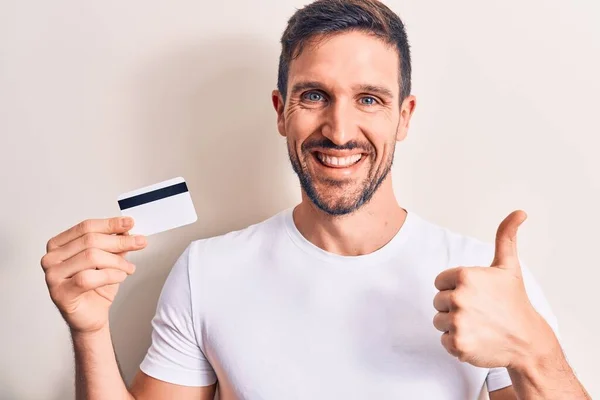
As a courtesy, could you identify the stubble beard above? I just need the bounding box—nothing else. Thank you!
[287,142,394,216]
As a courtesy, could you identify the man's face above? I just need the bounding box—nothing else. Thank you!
[273,31,415,216]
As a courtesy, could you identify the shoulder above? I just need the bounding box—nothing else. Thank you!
[182,209,288,278]
[409,211,496,267]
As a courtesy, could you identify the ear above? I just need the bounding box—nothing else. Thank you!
[272,90,287,137]
[396,94,417,142]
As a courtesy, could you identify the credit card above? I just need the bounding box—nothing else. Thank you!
[117,176,198,236]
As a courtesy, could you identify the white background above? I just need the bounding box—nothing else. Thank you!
[1,0,598,398]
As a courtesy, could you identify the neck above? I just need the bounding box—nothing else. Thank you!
[293,175,406,256]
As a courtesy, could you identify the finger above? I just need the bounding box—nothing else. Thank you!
[64,269,128,297]
[433,290,456,312]
[440,331,458,357]
[433,312,452,332]
[51,248,136,280]
[492,210,527,268]
[46,217,134,252]
[116,231,131,259]
[45,230,146,265]
[434,267,461,291]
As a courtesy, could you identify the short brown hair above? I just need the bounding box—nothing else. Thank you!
[277,0,412,103]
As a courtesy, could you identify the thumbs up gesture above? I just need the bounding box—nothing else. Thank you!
[433,210,555,369]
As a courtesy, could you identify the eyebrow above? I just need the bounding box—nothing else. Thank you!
[289,81,395,99]
[289,81,325,97]
[355,84,394,100]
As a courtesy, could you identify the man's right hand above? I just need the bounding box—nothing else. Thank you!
[41,216,147,335]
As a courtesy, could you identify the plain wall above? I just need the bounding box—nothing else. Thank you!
[1,0,598,399]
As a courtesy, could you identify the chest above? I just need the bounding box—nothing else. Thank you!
[199,266,487,399]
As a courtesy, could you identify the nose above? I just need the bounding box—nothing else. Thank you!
[320,98,359,146]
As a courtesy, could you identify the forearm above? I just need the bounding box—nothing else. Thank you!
[72,324,135,400]
[507,333,590,400]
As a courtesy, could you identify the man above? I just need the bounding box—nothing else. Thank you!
[41,0,590,399]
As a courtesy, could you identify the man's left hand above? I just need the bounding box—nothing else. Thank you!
[432,210,555,369]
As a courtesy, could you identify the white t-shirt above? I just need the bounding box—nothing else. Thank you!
[139,207,559,400]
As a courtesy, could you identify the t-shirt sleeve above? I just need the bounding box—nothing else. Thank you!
[486,260,561,392]
[139,243,217,387]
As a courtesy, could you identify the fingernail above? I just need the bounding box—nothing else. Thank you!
[122,217,133,228]
[135,235,146,246]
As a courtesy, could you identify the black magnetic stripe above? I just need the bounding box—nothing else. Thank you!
[118,182,189,210]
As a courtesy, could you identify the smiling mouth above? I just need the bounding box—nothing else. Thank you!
[314,151,364,168]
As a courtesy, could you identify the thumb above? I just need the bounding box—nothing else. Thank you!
[491,210,527,270]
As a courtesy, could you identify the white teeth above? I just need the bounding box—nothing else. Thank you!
[317,153,362,167]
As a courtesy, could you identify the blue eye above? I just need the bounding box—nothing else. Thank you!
[303,91,324,102]
[360,96,377,105]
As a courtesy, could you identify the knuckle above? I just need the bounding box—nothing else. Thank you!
[456,342,471,362]
[450,313,461,331]
[121,258,134,273]
[46,238,56,252]
[83,248,100,264]
[44,269,59,288]
[451,334,462,352]
[456,268,470,285]
[118,235,130,250]
[449,291,462,308]
[78,219,93,235]
[44,271,53,287]
[40,254,51,269]
[82,233,98,248]
[453,333,470,358]
[114,216,126,231]
[73,272,90,289]
[108,217,119,232]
